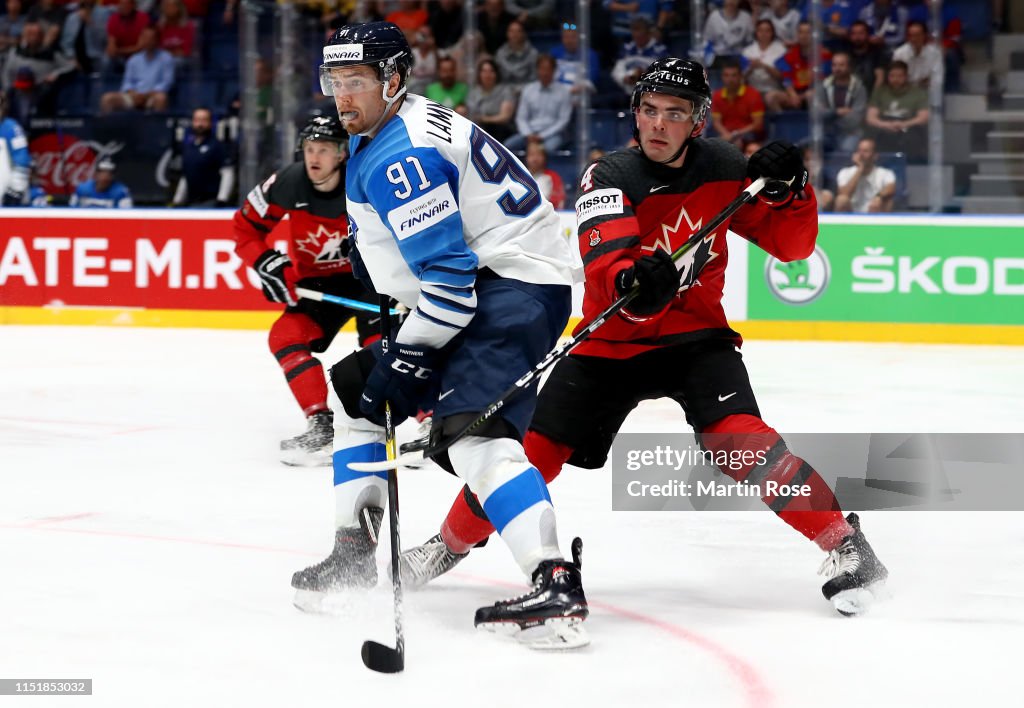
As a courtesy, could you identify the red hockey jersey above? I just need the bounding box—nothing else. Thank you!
[574,139,818,359]
[233,161,352,279]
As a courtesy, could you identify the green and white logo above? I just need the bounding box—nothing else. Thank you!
[765,245,831,305]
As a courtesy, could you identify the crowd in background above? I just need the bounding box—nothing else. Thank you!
[0,0,1011,211]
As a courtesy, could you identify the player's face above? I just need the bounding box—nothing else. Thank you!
[636,93,696,166]
[95,169,114,191]
[330,65,387,135]
[304,140,343,184]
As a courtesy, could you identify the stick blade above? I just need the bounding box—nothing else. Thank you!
[348,450,423,472]
[361,640,404,673]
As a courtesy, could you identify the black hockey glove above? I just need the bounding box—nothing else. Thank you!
[360,343,438,426]
[254,249,297,306]
[746,140,809,208]
[2,188,25,206]
[615,250,679,317]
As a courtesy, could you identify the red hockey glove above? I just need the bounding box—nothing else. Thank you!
[615,250,679,316]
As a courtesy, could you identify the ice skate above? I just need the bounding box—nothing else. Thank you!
[819,513,889,616]
[292,507,382,612]
[475,544,589,650]
[391,533,468,588]
[280,411,333,467]
[398,413,432,469]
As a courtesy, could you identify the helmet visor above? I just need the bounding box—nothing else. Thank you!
[319,66,382,97]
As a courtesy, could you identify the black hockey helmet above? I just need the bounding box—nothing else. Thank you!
[319,22,414,97]
[631,58,712,138]
[299,114,346,145]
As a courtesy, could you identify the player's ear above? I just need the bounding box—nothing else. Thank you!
[386,73,401,99]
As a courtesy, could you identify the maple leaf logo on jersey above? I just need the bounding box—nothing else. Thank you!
[588,228,601,247]
[642,204,720,292]
[296,224,345,265]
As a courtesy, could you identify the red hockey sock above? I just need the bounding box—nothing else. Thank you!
[270,314,328,417]
[702,414,853,551]
[439,431,573,554]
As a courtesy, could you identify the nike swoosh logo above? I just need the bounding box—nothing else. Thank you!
[650,185,669,193]
[718,392,738,402]
[295,202,309,208]
[438,389,455,401]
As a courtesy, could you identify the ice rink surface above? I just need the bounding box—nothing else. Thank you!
[1,326,1022,707]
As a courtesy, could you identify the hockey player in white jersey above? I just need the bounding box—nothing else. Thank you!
[289,22,589,649]
[0,94,30,207]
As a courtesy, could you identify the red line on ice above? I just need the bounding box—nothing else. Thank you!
[2,521,774,706]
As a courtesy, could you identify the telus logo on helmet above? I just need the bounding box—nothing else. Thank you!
[324,45,363,62]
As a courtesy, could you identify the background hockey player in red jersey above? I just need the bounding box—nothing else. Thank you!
[399,58,888,616]
[233,114,379,467]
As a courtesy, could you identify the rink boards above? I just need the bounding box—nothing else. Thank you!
[1,209,1022,345]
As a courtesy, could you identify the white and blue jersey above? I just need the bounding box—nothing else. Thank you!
[0,117,30,204]
[69,179,134,208]
[345,95,577,351]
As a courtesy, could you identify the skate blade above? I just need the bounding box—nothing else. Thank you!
[280,449,333,467]
[292,589,330,613]
[476,616,590,650]
[832,580,888,617]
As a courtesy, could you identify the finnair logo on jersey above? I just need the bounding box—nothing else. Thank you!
[387,183,458,239]
[575,188,624,226]
[324,44,363,62]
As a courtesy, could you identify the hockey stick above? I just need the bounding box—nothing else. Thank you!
[295,287,400,315]
[360,295,405,673]
[349,177,769,473]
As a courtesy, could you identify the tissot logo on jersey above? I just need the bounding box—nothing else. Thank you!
[324,44,363,62]
[387,183,458,239]
[575,188,624,225]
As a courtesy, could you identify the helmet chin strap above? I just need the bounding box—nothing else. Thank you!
[358,80,407,137]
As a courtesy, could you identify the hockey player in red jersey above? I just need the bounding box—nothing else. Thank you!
[233,114,379,466]
[398,58,888,616]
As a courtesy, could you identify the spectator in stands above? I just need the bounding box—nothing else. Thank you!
[604,0,674,40]
[495,19,537,90]
[155,0,195,67]
[2,21,74,118]
[702,0,753,65]
[834,137,896,212]
[425,55,468,112]
[800,143,833,211]
[506,0,554,31]
[847,19,889,95]
[769,20,830,111]
[764,0,800,45]
[69,157,133,207]
[611,15,667,96]
[817,50,866,152]
[525,137,564,209]
[803,0,854,50]
[506,53,572,153]
[427,0,463,50]
[865,60,928,161]
[61,0,107,76]
[0,0,27,57]
[171,106,234,206]
[859,0,908,50]
[386,0,427,37]
[478,0,513,55]
[447,28,492,84]
[407,24,437,96]
[741,18,786,97]
[26,0,64,50]
[99,26,173,113]
[105,0,150,72]
[711,57,765,147]
[466,57,516,141]
[0,91,29,206]
[892,20,942,90]
[553,21,600,98]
